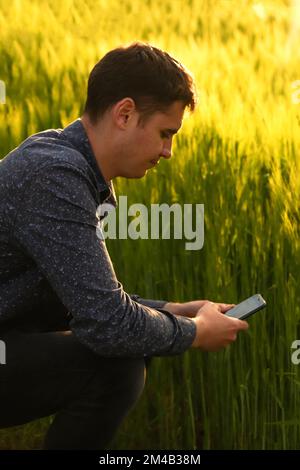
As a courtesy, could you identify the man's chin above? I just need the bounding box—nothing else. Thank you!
[125,169,148,179]
[119,165,150,179]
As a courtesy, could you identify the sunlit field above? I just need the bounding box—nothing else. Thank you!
[1,0,300,450]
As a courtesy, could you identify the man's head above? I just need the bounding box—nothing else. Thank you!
[84,42,196,125]
[81,42,196,180]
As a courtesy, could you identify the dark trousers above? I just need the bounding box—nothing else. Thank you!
[0,329,147,449]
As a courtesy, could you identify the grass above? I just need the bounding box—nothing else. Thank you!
[1,0,300,449]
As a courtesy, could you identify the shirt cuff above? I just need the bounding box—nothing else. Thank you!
[153,308,197,356]
[130,294,196,356]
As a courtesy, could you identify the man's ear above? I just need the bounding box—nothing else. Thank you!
[112,98,136,130]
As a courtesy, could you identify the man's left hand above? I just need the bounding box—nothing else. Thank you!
[164,300,235,318]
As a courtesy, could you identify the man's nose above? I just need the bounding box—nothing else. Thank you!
[160,141,172,159]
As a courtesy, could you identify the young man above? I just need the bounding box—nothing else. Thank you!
[0,43,248,449]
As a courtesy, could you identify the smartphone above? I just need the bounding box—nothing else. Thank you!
[225,294,267,320]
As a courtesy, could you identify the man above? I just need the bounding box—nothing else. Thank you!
[0,42,248,449]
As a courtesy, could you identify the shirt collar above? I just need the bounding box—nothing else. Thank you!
[61,118,117,208]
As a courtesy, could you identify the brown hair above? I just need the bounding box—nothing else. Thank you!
[83,42,196,124]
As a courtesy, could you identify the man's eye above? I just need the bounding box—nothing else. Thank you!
[161,132,170,139]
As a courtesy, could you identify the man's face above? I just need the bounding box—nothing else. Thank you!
[117,100,185,178]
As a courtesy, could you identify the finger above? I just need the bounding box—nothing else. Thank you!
[219,303,235,313]
[210,302,223,312]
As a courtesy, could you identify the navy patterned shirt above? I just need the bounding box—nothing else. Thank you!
[0,118,196,357]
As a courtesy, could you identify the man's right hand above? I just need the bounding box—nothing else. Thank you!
[190,302,249,351]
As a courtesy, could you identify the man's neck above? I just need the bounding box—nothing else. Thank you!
[80,114,118,182]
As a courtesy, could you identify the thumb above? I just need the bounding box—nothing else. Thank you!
[236,319,249,330]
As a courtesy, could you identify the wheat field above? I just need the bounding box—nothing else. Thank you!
[0,0,300,449]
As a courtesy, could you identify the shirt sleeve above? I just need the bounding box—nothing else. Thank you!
[130,294,167,310]
[13,161,196,357]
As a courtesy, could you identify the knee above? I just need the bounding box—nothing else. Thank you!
[89,356,146,410]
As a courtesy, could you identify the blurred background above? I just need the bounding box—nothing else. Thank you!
[0,0,300,450]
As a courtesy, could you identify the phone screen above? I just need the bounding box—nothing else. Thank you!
[225,294,266,320]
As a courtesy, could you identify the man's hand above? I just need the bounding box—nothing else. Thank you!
[190,302,249,351]
[164,300,235,318]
